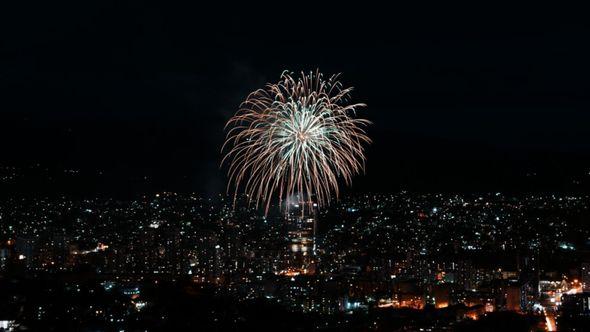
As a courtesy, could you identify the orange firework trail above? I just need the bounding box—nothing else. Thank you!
[221,70,371,214]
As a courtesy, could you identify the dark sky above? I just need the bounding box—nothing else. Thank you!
[1,3,589,196]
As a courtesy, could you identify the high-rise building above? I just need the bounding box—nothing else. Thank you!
[15,236,37,269]
[581,262,590,291]
[559,292,590,330]
[517,251,540,311]
[506,284,522,312]
[283,199,317,275]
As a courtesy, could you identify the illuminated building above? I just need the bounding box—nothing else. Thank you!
[0,246,10,271]
[432,284,451,308]
[392,280,424,309]
[283,198,317,275]
[517,251,540,311]
[561,292,590,313]
[559,292,590,330]
[581,262,590,291]
[15,237,37,269]
[506,284,521,312]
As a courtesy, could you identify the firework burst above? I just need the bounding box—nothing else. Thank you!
[222,70,371,214]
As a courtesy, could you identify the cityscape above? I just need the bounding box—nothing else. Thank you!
[1,169,590,330]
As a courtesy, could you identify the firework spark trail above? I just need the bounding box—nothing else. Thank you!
[222,70,371,214]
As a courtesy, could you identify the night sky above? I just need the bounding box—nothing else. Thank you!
[1,3,589,196]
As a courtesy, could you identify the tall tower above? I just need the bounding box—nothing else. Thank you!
[282,197,317,275]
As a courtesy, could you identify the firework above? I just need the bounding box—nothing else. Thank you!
[221,70,371,214]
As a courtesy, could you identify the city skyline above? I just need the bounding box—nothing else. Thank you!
[1,191,590,330]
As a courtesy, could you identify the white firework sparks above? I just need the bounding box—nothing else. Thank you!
[222,70,371,214]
